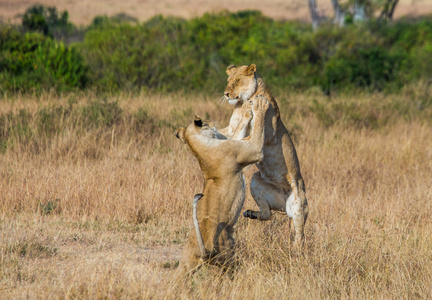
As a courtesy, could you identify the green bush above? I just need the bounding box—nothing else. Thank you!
[401,42,432,81]
[0,26,87,93]
[80,17,181,91]
[79,11,319,92]
[78,11,432,93]
[34,39,88,90]
[22,5,76,40]
[321,41,406,91]
[3,7,432,94]
[0,26,47,92]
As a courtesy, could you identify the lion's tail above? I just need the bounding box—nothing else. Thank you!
[193,193,208,260]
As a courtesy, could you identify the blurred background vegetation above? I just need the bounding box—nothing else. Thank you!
[0,4,431,95]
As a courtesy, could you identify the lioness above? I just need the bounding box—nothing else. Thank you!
[220,64,309,247]
[175,96,269,276]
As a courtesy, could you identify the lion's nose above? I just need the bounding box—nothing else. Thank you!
[224,92,229,98]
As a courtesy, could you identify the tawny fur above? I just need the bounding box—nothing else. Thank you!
[221,64,309,248]
[174,97,269,277]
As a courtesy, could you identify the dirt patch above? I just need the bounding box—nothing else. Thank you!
[1,242,184,298]
[53,242,183,265]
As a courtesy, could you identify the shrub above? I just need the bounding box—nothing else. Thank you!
[22,4,76,40]
[0,26,87,93]
[79,11,320,92]
[321,44,406,92]
[401,42,432,81]
[78,11,432,93]
[80,18,186,92]
[318,24,409,92]
[4,7,432,94]
[34,39,88,90]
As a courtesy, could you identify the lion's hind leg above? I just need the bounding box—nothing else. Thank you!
[289,177,308,248]
[244,172,286,220]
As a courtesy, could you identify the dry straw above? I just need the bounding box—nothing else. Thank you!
[0,91,431,298]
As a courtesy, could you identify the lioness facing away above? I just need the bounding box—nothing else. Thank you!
[221,64,309,248]
[174,96,269,276]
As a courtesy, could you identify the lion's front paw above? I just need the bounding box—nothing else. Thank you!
[241,100,253,121]
[252,96,269,115]
[243,210,258,219]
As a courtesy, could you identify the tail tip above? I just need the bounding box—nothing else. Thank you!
[193,193,204,204]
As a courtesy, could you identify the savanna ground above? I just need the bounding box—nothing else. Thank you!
[1,0,432,25]
[0,87,431,298]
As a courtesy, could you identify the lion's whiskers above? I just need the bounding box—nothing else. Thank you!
[219,95,226,104]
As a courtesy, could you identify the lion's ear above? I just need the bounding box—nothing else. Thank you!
[226,65,237,76]
[194,115,203,127]
[175,128,186,143]
[245,64,256,76]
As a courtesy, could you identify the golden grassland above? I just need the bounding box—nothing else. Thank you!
[2,0,432,25]
[0,90,431,298]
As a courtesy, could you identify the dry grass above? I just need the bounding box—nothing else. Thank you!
[0,91,431,298]
[1,0,431,25]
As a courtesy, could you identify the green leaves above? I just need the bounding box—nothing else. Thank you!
[2,7,432,94]
[0,26,87,93]
[35,39,87,90]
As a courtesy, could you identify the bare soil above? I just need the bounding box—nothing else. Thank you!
[1,0,431,25]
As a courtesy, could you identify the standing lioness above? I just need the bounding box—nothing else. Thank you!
[221,64,309,247]
[175,96,269,276]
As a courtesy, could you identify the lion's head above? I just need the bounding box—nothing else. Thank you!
[175,116,218,144]
[224,64,258,105]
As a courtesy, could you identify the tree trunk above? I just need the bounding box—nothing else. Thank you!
[330,0,344,26]
[387,0,399,20]
[379,0,400,21]
[308,0,320,30]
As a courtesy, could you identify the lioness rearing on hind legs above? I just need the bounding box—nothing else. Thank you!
[220,64,309,248]
[174,96,269,276]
